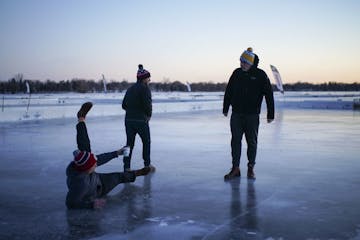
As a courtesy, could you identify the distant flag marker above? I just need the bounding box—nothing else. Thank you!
[25,80,31,118]
[102,74,107,93]
[25,81,30,94]
[270,65,284,94]
[186,82,192,92]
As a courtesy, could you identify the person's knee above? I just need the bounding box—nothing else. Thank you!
[142,138,151,145]
[247,141,257,148]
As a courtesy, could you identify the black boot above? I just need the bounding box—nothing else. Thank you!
[224,167,240,181]
[134,167,151,176]
[77,102,93,119]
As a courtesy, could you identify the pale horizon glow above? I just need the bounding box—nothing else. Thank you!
[0,0,359,84]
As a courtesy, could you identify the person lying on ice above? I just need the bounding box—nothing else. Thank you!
[66,102,151,209]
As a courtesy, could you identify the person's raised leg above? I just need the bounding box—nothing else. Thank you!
[76,102,93,152]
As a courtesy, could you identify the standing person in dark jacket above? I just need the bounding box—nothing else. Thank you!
[223,47,274,180]
[122,64,155,173]
[66,102,151,209]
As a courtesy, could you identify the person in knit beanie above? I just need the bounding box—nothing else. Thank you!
[66,102,152,209]
[122,64,155,173]
[223,47,275,181]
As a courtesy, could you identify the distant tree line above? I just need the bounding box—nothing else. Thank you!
[282,82,360,91]
[0,76,359,94]
[0,78,131,94]
[0,77,228,93]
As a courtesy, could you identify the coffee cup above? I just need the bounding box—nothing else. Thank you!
[123,146,130,157]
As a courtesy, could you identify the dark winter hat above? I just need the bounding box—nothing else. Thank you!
[73,150,97,172]
[137,64,151,81]
[240,47,255,65]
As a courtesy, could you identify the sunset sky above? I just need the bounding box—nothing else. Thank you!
[0,0,359,84]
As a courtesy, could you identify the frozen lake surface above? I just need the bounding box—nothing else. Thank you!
[1,100,360,239]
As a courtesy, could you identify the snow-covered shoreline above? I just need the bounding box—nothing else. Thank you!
[1,91,359,122]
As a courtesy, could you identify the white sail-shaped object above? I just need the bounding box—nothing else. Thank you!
[186,82,191,92]
[24,80,31,118]
[102,74,107,93]
[270,65,284,94]
[25,81,30,94]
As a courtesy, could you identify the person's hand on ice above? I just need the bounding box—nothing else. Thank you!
[93,198,106,209]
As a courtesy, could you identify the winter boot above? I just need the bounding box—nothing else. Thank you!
[247,164,256,179]
[77,102,93,119]
[224,167,240,181]
[134,167,151,176]
[145,164,156,173]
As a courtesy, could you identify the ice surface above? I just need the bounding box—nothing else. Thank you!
[1,92,360,239]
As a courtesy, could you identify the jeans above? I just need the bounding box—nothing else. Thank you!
[123,120,151,170]
[230,113,259,168]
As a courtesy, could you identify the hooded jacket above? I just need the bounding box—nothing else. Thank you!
[65,151,132,209]
[122,81,152,122]
[223,56,274,119]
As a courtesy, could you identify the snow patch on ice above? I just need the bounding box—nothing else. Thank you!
[88,222,207,240]
[159,221,168,227]
[146,216,195,227]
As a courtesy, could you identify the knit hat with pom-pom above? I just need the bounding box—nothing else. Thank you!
[240,47,255,65]
[137,64,151,81]
[73,150,97,172]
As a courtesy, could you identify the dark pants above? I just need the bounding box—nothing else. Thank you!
[76,121,91,152]
[230,113,259,168]
[98,172,135,197]
[123,120,151,170]
[76,122,135,196]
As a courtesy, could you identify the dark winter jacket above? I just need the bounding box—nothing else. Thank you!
[66,151,118,209]
[122,81,152,122]
[223,62,274,119]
